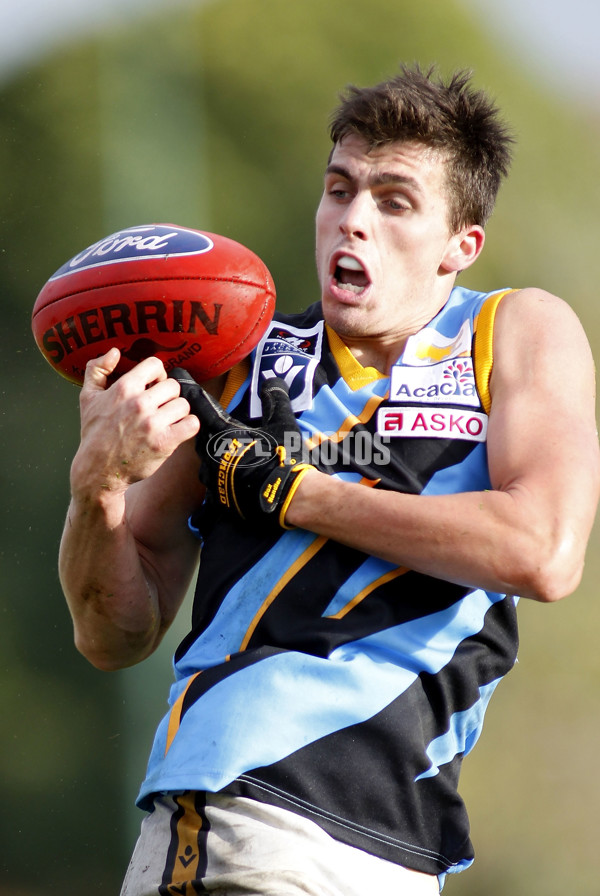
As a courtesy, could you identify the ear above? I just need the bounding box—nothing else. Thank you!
[440,224,485,274]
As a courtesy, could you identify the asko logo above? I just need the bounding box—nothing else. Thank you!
[377,407,488,442]
[50,225,213,279]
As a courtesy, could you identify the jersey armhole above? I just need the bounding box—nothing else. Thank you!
[473,289,516,415]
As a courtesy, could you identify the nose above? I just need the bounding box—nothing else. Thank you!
[338,193,371,240]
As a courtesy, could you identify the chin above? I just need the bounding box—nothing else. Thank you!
[323,297,368,332]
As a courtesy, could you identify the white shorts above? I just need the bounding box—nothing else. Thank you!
[120,791,440,895]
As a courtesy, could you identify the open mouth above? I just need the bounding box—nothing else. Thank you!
[332,255,369,295]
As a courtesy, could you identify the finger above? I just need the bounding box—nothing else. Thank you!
[153,394,200,428]
[98,357,168,406]
[188,388,237,432]
[168,367,204,408]
[82,348,121,392]
[131,394,200,460]
[123,355,168,390]
[169,368,238,432]
[169,367,199,388]
[169,412,201,446]
[146,374,186,409]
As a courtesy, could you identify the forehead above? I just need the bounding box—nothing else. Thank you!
[327,135,448,192]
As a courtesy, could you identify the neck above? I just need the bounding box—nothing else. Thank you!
[341,337,405,375]
[324,277,457,375]
[334,301,450,375]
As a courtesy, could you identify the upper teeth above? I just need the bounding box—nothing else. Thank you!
[337,255,364,271]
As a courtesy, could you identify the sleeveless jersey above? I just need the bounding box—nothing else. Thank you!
[138,286,520,880]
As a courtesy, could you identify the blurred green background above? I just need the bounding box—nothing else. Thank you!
[1,0,599,893]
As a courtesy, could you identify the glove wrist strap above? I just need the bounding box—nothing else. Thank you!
[278,464,313,529]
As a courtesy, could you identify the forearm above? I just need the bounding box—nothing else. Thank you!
[57,352,207,669]
[59,487,165,670]
[286,470,586,602]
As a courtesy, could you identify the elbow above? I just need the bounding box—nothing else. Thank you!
[509,535,585,603]
[522,564,582,604]
[73,632,125,671]
[73,625,153,672]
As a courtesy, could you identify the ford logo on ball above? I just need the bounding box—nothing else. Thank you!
[50,224,214,279]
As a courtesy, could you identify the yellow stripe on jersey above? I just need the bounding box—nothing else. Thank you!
[305,393,386,452]
[220,357,251,409]
[326,566,409,620]
[473,289,515,415]
[165,671,203,756]
[165,653,234,755]
[239,535,329,651]
[304,327,388,452]
[326,325,387,389]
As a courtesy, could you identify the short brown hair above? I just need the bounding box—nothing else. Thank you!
[329,65,514,231]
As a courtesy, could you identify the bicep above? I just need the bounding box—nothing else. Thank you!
[487,289,599,549]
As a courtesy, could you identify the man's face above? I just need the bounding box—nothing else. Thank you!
[315,135,464,348]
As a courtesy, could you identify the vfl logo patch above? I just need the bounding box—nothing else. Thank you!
[390,358,479,408]
[50,224,213,279]
[377,406,488,442]
[250,320,324,417]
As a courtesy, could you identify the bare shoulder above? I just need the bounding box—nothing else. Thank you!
[488,285,598,475]
[492,287,596,387]
[496,286,591,347]
[487,284,599,516]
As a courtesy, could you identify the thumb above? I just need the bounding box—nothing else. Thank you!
[169,368,238,433]
[82,348,121,391]
[260,377,297,430]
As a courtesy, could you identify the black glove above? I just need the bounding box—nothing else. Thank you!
[170,368,313,529]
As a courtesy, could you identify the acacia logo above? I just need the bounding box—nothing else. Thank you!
[390,358,479,407]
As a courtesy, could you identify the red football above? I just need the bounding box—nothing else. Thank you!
[31,224,276,385]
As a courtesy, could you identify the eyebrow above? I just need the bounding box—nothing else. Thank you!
[324,163,423,193]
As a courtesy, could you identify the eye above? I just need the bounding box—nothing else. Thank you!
[328,183,352,200]
[324,173,354,201]
[384,195,411,213]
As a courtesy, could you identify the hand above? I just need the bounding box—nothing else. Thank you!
[169,368,313,528]
[71,349,200,500]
